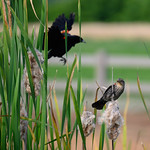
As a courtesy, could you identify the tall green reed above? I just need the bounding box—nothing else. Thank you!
[0,0,130,150]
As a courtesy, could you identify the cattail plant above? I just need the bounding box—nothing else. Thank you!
[80,103,95,150]
[24,49,44,97]
[98,100,124,141]
[81,110,95,137]
[20,101,28,141]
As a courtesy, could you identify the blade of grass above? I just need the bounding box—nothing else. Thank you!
[48,104,54,149]
[27,97,33,150]
[70,86,86,150]
[24,0,28,35]
[69,87,87,144]
[29,0,44,26]
[45,132,72,145]
[92,87,100,149]
[65,21,68,59]
[99,123,105,150]
[40,0,48,149]
[11,7,41,70]
[49,86,61,150]
[0,71,7,127]
[61,55,77,136]
[36,0,46,50]
[28,125,36,142]
[77,0,82,147]
[123,83,130,150]
[67,96,71,145]
[105,136,110,150]
[1,110,6,150]
[137,76,150,120]
[53,88,61,129]
[11,69,20,150]
[0,71,7,149]
[78,0,81,38]
[35,96,41,148]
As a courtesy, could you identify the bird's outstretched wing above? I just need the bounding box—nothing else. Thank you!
[52,13,75,32]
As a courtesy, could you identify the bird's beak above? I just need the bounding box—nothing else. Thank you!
[82,39,86,43]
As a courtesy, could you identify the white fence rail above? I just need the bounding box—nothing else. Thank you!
[48,52,150,93]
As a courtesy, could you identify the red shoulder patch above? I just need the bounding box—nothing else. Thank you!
[61,30,69,34]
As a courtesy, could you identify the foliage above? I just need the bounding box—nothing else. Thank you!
[27,0,150,22]
[1,0,149,150]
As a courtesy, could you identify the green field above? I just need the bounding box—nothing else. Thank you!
[69,39,150,55]
[107,67,150,81]
[48,65,95,80]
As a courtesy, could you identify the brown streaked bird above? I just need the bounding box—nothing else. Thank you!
[42,13,85,64]
[92,78,125,110]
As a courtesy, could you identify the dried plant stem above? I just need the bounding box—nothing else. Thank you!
[2,0,8,28]
[112,140,114,150]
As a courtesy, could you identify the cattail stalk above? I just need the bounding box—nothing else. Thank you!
[81,107,95,150]
[2,0,8,28]
[112,67,114,150]
[112,140,114,150]
[6,0,12,37]
[24,49,44,97]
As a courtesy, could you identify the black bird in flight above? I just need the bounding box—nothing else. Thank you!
[43,13,85,64]
[92,78,125,110]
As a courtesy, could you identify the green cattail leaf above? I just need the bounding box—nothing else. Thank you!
[123,84,130,150]
[53,88,61,129]
[137,76,150,120]
[65,21,68,59]
[61,55,77,136]
[40,0,48,149]
[24,0,28,34]
[29,0,44,26]
[78,0,81,38]
[99,123,105,150]
[35,96,41,147]
[11,69,21,150]
[48,104,54,149]
[36,0,46,50]
[0,74,7,150]
[0,72,7,123]
[70,86,86,150]
[10,7,41,71]
[49,86,61,150]
[45,132,72,145]
[27,98,33,150]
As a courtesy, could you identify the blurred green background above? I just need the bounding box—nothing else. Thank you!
[21,0,150,107]
[27,0,150,22]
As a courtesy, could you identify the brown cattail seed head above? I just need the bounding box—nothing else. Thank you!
[98,101,123,140]
[24,49,44,97]
[20,102,28,141]
[81,111,95,137]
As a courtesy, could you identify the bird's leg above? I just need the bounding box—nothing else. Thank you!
[60,57,67,65]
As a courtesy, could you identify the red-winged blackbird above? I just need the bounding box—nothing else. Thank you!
[43,13,85,64]
[92,78,125,110]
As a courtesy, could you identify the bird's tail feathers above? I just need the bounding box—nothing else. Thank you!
[92,98,107,110]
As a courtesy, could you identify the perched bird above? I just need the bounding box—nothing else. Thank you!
[92,78,125,110]
[43,13,85,64]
